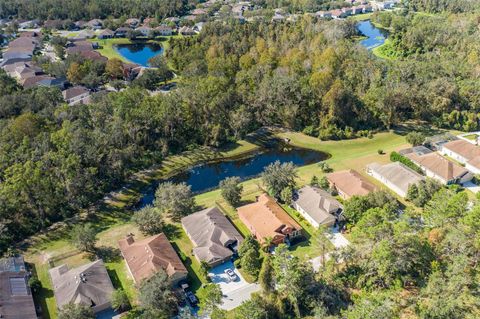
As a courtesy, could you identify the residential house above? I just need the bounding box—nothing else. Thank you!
[440,139,480,174]
[237,194,303,246]
[115,27,131,38]
[87,19,103,30]
[179,26,196,35]
[155,25,173,36]
[182,207,244,267]
[43,19,63,30]
[0,256,37,319]
[315,11,333,18]
[98,29,114,39]
[142,17,156,27]
[366,162,425,198]
[271,14,285,22]
[326,169,377,199]
[62,86,91,105]
[342,7,353,15]
[192,8,208,16]
[404,151,472,185]
[330,9,346,19]
[66,41,94,54]
[49,260,114,314]
[125,18,140,28]
[194,22,205,32]
[118,233,188,285]
[137,26,153,37]
[292,186,343,228]
[80,50,108,62]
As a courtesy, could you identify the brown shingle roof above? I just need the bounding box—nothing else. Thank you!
[118,233,187,284]
[62,86,89,100]
[443,140,480,161]
[405,152,468,182]
[326,169,376,199]
[237,194,302,244]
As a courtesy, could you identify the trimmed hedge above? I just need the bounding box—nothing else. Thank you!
[390,151,424,174]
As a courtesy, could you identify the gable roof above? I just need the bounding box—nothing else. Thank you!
[443,139,480,161]
[367,162,424,195]
[237,194,302,242]
[0,257,36,319]
[326,169,376,198]
[293,186,341,226]
[62,86,89,100]
[118,233,187,284]
[49,260,114,311]
[405,152,468,182]
[181,207,243,265]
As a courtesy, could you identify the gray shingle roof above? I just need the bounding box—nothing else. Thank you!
[293,186,341,226]
[49,260,114,312]
[181,207,243,266]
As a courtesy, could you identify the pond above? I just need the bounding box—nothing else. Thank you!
[115,42,163,67]
[357,20,388,50]
[138,145,329,207]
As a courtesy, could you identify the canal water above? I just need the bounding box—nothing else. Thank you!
[357,20,388,50]
[138,145,329,207]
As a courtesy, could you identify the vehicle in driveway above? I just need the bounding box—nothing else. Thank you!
[224,268,238,282]
[185,290,198,306]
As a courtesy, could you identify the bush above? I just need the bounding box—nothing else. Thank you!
[390,151,423,174]
[378,149,384,155]
[234,258,242,269]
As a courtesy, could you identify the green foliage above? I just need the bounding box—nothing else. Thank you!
[310,175,319,187]
[199,261,211,282]
[111,289,131,312]
[261,161,297,199]
[219,176,243,206]
[405,131,425,146]
[343,191,399,225]
[139,270,177,317]
[132,205,163,235]
[70,223,97,253]
[318,162,333,173]
[58,303,94,319]
[200,284,223,314]
[154,182,196,221]
[238,235,262,278]
[406,179,442,207]
[258,255,274,294]
[28,276,42,293]
[319,176,330,191]
[389,151,423,174]
[280,187,293,204]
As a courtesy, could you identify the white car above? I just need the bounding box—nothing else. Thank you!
[224,268,238,281]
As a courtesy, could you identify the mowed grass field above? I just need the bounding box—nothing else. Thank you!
[22,128,415,318]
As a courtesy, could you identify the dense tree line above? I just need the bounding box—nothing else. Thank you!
[0,0,192,20]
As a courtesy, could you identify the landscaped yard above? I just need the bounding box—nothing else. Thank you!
[21,128,417,318]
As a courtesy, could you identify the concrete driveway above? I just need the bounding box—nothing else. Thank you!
[208,261,260,311]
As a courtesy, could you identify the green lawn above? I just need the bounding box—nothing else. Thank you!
[21,128,421,318]
[348,12,374,21]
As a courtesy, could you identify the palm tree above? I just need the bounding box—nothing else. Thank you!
[262,237,274,253]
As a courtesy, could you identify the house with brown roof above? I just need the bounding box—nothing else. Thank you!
[62,86,90,105]
[326,169,376,199]
[118,233,188,285]
[292,186,342,228]
[237,194,303,246]
[0,256,37,319]
[49,260,114,314]
[440,139,480,174]
[404,151,472,185]
[98,29,114,39]
[182,207,243,267]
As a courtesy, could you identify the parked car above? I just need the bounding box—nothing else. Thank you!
[224,268,238,281]
[185,290,198,306]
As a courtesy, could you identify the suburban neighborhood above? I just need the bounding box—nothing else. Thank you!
[0,0,479,318]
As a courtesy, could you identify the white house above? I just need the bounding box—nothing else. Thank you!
[292,186,342,228]
[404,151,472,185]
[62,86,90,105]
[366,162,424,198]
[440,139,480,174]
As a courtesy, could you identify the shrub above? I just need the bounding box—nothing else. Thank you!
[390,151,423,174]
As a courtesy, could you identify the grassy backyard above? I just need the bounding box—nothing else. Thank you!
[21,128,417,318]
